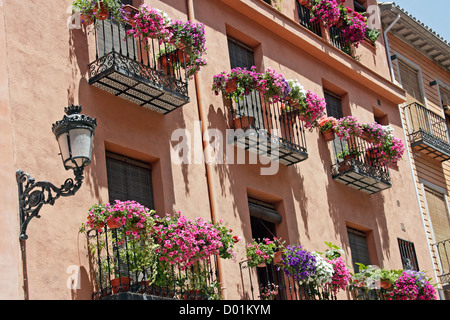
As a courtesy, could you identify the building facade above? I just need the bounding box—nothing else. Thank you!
[0,0,444,300]
[380,2,450,299]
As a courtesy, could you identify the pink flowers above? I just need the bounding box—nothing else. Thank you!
[333,116,363,140]
[385,270,437,300]
[82,200,154,238]
[326,257,351,294]
[342,11,368,48]
[299,90,327,129]
[152,213,231,268]
[310,0,341,27]
[126,5,172,43]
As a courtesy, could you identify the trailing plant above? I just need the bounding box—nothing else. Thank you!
[246,237,285,268]
[170,20,207,78]
[310,0,341,27]
[279,244,316,284]
[333,116,363,140]
[318,116,337,132]
[72,0,125,24]
[341,10,368,48]
[125,4,173,44]
[385,270,437,300]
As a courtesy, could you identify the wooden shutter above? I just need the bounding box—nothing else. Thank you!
[106,152,154,209]
[347,227,371,272]
[398,60,424,104]
[425,187,450,243]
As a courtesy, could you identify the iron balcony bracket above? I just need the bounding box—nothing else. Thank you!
[16,169,84,241]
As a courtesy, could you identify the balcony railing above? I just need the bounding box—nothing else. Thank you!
[296,2,322,37]
[88,16,190,115]
[404,102,450,162]
[229,91,308,166]
[330,136,392,194]
[432,238,450,287]
[329,26,352,55]
[86,227,220,300]
[239,260,337,300]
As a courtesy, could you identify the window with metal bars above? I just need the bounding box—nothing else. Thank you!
[105,152,154,209]
[398,238,419,271]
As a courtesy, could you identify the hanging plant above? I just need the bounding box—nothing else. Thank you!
[170,20,208,79]
[125,4,173,44]
[310,0,341,27]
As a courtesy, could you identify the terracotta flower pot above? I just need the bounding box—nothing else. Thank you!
[298,0,312,8]
[93,2,109,20]
[80,13,94,26]
[361,130,374,143]
[111,277,130,293]
[234,116,256,131]
[380,280,392,290]
[225,79,238,93]
[273,251,283,265]
[107,218,121,229]
[176,49,190,65]
[321,128,335,142]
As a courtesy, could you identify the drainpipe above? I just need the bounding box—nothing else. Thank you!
[383,10,401,83]
[186,0,225,299]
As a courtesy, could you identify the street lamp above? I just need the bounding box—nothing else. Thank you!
[16,105,97,240]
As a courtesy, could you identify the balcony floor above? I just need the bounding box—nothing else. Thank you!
[230,128,309,166]
[411,131,450,162]
[331,159,392,194]
[89,52,190,115]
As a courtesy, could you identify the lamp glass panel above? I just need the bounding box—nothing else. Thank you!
[57,133,71,167]
[69,128,93,167]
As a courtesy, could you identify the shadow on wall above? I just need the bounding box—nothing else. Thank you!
[319,136,390,268]
[68,27,105,204]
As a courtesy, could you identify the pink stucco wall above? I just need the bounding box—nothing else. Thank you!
[0,0,435,300]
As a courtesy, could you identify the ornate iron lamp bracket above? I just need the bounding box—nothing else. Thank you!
[16,169,84,240]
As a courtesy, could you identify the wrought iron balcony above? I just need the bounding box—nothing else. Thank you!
[86,226,220,300]
[228,91,308,166]
[329,25,352,55]
[296,2,322,37]
[404,102,450,162]
[432,238,450,288]
[330,136,392,194]
[88,17,190,115]
[239,260,337,300]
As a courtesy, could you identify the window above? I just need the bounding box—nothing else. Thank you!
[324,90,343,119]
[353,0,367,13]
[425,186,450,243]
[228,37,255,70]
[398,239,419,271]
[227,37,263,125]
[325,90,346,155]
[347,227,371,272]
[248,198,284,298]
[398,60,424,104]
[106,152,154,209]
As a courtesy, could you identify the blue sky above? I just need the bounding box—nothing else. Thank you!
[387,0,450,42]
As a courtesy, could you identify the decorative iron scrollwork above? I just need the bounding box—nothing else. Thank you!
[16,169,83,240]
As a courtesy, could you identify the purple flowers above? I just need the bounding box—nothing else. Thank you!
[279,245,317,284]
